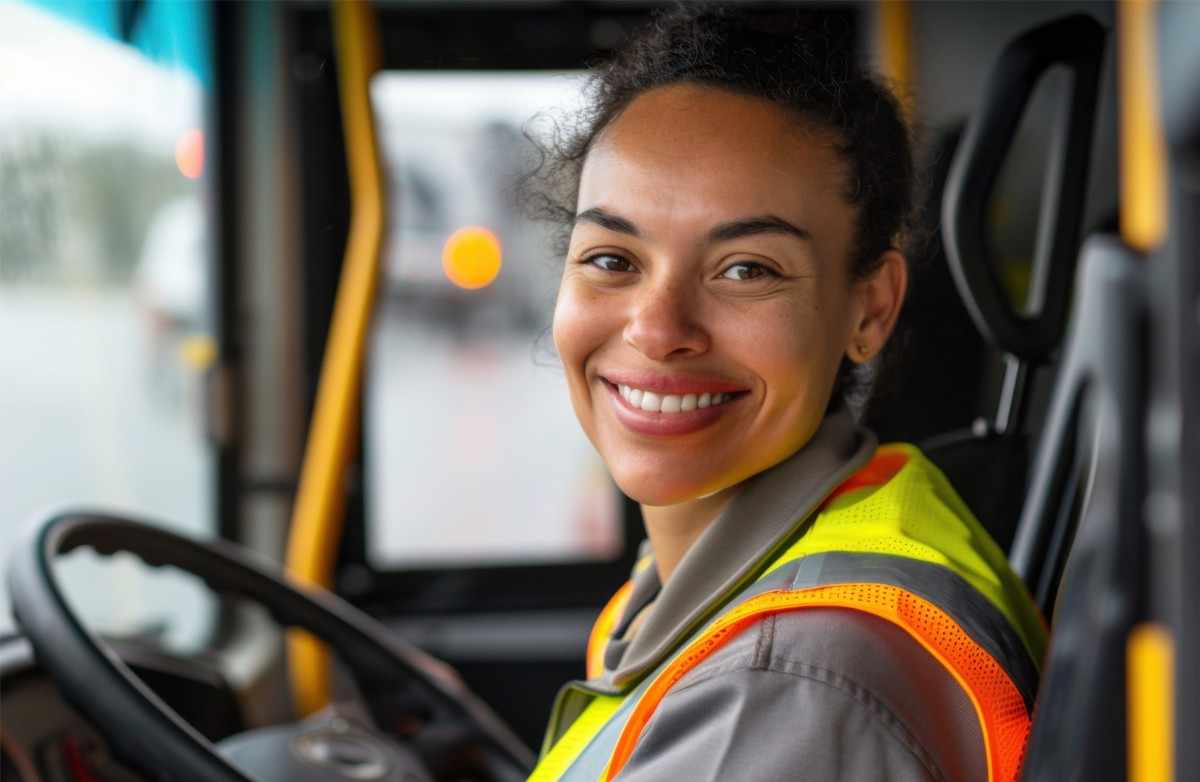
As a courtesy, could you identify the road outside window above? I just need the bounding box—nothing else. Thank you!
[366,73,622,566]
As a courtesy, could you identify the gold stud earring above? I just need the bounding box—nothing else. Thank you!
[857,342,869,359]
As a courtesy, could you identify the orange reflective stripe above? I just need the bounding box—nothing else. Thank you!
[587,580,634,680]
[603,583,1030,782]
[821,447,909,506]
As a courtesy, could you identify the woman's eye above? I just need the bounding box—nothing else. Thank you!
[720,262,775,281]
[585,254,634,273]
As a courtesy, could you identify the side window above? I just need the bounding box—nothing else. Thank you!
[0,4,214,648]
[364,73,623,567]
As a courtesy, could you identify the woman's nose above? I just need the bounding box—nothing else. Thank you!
[622,278,710,361]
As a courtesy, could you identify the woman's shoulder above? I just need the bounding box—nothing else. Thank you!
[794,441,1048,664]
[659,605,986,782]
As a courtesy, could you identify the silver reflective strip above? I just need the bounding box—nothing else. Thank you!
[546,664,665,779]
[735,551,1040,711]
[558,695,640,780]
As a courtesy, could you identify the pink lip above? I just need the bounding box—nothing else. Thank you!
[599,371,748,396]
[601,379,744,437]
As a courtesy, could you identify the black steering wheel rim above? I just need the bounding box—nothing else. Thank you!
[6,509,533,782]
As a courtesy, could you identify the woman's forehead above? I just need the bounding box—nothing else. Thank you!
[579,84,850,226]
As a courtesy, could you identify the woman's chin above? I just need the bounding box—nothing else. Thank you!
[611,471,730,509]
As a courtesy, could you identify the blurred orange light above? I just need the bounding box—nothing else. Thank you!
[442,226,502,290]
[175,129,204,180]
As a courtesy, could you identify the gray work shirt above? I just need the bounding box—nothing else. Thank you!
[594,409,988,782]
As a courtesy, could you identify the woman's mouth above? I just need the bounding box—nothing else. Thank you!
[614,383,737,413]
[600,377,747,436]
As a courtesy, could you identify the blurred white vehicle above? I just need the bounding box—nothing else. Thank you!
[134,196,206,332]
[132,196,211,404]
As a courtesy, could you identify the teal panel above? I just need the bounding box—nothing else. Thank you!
[26,0,211,87]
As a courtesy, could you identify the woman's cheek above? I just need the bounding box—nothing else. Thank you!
[744,304,835,420]
[552,281,609,426]
[551,281,589,373]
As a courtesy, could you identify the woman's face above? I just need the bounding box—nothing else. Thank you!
[553,85,886,507]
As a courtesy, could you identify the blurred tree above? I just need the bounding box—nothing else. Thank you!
[0,132,192,286]
[68,140,191,283]
[0,134,65,283]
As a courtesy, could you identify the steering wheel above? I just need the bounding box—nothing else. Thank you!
[6,510,534,782]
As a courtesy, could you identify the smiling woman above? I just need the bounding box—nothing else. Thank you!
[527,6,1045,782]
[557,84,907,546]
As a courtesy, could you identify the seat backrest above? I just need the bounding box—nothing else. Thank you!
[882,14,1109,555]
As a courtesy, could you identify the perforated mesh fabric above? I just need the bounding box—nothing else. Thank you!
[604,584,1032,782]
[893,589,1030,782]
[764,443,1047,666]
[540,444,1041,782]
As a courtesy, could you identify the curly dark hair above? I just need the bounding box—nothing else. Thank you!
[525,3,916,414]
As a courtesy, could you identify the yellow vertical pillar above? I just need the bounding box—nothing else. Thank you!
[1119,0,1167,253]
[285,0,385,716]
[877,0,913,119]
[1128,623,1175,782]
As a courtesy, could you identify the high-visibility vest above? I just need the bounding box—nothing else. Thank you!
[529,443,1047,782]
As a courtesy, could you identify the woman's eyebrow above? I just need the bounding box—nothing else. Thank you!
[573,209,811,244]
[574,207,640,236]
[709,215,812,243]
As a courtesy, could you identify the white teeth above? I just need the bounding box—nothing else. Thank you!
[615,383,736,414]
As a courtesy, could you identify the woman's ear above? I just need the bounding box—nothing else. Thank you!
[845,249,908,364]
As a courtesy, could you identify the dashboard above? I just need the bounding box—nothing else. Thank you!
[0,634,244,782]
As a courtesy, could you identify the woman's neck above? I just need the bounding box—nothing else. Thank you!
[641,486,741,585]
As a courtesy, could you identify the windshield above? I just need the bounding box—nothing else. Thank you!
[0,1,215,648]
[364,72,624,567]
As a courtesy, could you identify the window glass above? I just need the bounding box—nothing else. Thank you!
[0,3,214,648]
[366,73,622,566]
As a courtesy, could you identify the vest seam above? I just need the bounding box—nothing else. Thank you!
[653,658,951,782]
[751,612,775,669]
